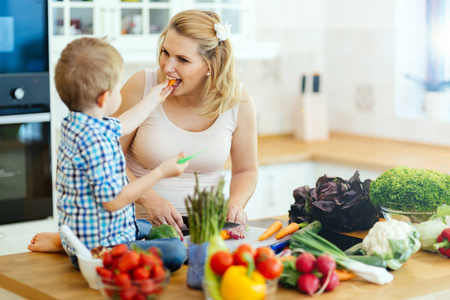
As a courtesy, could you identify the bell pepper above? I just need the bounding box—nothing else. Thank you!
[433,228,450,257]
[220,253,266,300]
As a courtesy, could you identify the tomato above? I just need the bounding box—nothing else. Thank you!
[210,251,233,275]
[254,247,275,263]
[233,244,256,266]
[256,257,283,280]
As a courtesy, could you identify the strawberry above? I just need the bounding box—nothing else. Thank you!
[118,285,138,300]
[140,253,156,270]
[132,267,150,280]
[151,265,166,281]
[102,251,113,268]
[133,293,146,300]
[111,244,128,257]
[115,273,132,289]
[139,279,156,295]
[118,251,140,273]
[96,266,114,280]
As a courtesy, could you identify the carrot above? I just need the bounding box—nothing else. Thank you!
[275,222,300,240]
[335,269,356,281]
[220,229,231,240]
[257,221,283,241]
[168,79,177,86]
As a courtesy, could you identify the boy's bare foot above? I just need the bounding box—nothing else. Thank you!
[28,232,64,253]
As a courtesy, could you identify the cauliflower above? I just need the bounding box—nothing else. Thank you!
[361,220,421,270]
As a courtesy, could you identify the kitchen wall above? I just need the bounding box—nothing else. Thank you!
[237,0,450,146]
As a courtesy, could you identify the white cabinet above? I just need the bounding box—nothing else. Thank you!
[49,0,263,64]
[222,161,315,220]
[0,218,57,256]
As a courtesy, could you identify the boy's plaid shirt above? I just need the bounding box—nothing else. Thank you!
[57,111,136,256]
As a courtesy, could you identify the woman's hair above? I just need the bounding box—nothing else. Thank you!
[54,37,123,111]
[158,10,241,118]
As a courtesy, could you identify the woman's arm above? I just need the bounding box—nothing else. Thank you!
[227,86,259,235]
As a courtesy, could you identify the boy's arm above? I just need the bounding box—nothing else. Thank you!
[102,154,188,212]
[118,80,172,135]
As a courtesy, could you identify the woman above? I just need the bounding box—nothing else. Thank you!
[119,9,258,239]
[28,10,257,252]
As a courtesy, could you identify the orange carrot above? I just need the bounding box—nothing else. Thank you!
[168,79,177,86]
[275,223,300,240]
[257,221,283,241]
[335,269,356,281]
[220,229,231,240]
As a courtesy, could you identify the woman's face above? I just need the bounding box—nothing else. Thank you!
[159,29,209,97]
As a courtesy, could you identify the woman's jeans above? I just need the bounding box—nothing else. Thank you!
[70,219,186,272]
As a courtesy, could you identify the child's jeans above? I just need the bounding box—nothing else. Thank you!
[70,219,186,272]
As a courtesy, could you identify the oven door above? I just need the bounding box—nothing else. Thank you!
[0,112,52,224]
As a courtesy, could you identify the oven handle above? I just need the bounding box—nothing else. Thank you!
[0,112,50,125]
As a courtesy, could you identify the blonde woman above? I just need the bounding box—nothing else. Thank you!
[28,10,257,253]
[119,10,258,239]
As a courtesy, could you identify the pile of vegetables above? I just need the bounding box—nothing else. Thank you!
[289,171,379,232]
[370,166,450,212]
[205,244,283,300]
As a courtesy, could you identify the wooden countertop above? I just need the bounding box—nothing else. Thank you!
[236,132,450,173]
[1,225,450,300]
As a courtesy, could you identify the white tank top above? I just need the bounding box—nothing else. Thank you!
[126,69,239,218]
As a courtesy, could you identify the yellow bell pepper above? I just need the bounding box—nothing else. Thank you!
[220,265,266,300]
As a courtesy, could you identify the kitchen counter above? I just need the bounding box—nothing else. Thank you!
[237,132,450,173]
[1,216,450,300]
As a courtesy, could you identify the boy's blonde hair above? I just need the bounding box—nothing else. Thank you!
[55,37,123,111]
[158,10,241,119]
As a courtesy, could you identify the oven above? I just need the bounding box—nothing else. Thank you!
[0,0,52,225]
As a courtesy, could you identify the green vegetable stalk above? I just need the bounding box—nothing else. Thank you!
[370,166,450,212]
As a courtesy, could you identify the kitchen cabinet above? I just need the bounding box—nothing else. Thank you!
[0,218,57,256]
[48,0,272,64]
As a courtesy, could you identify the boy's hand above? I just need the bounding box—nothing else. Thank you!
[158,152,188,178]
[145,79,173,105]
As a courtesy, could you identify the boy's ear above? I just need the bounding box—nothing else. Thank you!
[97,91,109,108]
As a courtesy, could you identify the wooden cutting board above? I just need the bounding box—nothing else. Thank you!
[183,226,291,252]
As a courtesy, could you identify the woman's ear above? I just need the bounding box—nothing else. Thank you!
[97,91,109,108]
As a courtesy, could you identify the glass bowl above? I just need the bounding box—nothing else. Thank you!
[380,202,434,225]
[203,278,278,300]
[97,268,170,300]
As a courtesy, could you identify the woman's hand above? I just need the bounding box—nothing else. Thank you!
[226,204,248,239]
[138,191,185,240]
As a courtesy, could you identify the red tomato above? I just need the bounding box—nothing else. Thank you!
[254,247,275,263]
[233,244,256,266]
[210,251,233,275]
[256,257,283,280]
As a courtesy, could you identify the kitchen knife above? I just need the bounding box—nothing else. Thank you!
[181,216,240,235]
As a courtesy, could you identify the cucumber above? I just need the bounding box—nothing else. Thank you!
[145,224,180,240]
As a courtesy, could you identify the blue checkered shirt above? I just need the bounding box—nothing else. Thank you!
[57,111,136,256]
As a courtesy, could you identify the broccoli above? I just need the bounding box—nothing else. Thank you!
[369,166,450,212]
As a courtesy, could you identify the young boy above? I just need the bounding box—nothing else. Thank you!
[53,37,188,270]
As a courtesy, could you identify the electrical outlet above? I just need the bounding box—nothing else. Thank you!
[355,84,375,112]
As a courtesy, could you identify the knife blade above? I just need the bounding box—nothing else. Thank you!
[180,216,240,235]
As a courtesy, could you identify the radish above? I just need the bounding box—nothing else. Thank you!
[295,252,316,273]
[316,254,336,276]
[320,270,340,292]
[298,273,320,296]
